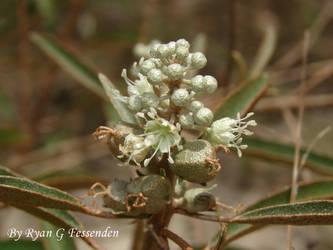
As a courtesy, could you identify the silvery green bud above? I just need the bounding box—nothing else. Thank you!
[157,44,170,58]
[204,75,218,93]
[151,58,163,68]
[179,113,194,128]
[150,44,160,58]
[141,59,156,75]
[191,52,207,69]
[194,107,213,126]
[183,188,216,213]
[128,95,142,111]
[176,38,190,49]
[171,88,190,107]
[167,41,176,54]
[147,68,164,84]
[170,140,221,183]
[189,100,204,112]
[184,54,192,67]
[176,46,189,61]
[191,75,206,93]
[167,63,183,80]
[160,98,170,109]
[133,43,148,58]
[141,92,159,108]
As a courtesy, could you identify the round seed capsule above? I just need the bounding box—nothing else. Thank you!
[184,188,216,213]
[128,95,142,111]
[170,139,220,183]
[167,63,183,80]
[171,88,190,107]
[147,68,163,84]
[204,75,218,93]
[189,100,204,112]
[179,113,194,128]
[191,75,206,93]
[194,107,214,126]
[191,52,207,69]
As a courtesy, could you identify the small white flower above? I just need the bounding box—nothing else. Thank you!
[208,112,257,157]
[121,69,154,96]
[119,134,150,166]
[143,117,182,166]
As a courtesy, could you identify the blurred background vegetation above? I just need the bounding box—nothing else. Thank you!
[1,0,333,249]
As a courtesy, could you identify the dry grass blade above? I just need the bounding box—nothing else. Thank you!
[286,30,310,250]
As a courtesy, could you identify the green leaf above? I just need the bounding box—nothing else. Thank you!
[232,200,333,225]
[33,0,56,28]
[98,73,137,124]
[40,220,76,250]
[248,19,277,79]
[0,240,44,250]
[30,32,136,124]
[245,137,333,175]
[0,128,28,147]
[0,89,16,119]
[12,205,100,250]
[217,179,333,246]
[0,166,17,177]
[214,74,270,120]
[0,175,86,212]
[34,170,108,191]
[30,33,105,98]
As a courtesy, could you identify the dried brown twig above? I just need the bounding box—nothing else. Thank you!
[286,30,310,250]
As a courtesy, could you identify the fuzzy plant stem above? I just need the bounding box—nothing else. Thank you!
[142,160,176,250]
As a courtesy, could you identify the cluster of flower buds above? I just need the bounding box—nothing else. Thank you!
[95,38,256,173]
[94,38,260,216]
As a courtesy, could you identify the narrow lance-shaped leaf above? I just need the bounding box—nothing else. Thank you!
[34,170,109,191]
[213,74,270,120]
[0,89,16,119]
[40,220,76,250]
[30,33,105,98]
[30,32,125,123]
[0,240,44,250]
[231,200,333,225]
[245,138,333,175]
[213,179,333,247]
[225,183,333,244]
[0,166,87,212]
[0,128,28,147]
[13,205,101,250]
[248,17,277,79]
[98,73,137,124]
